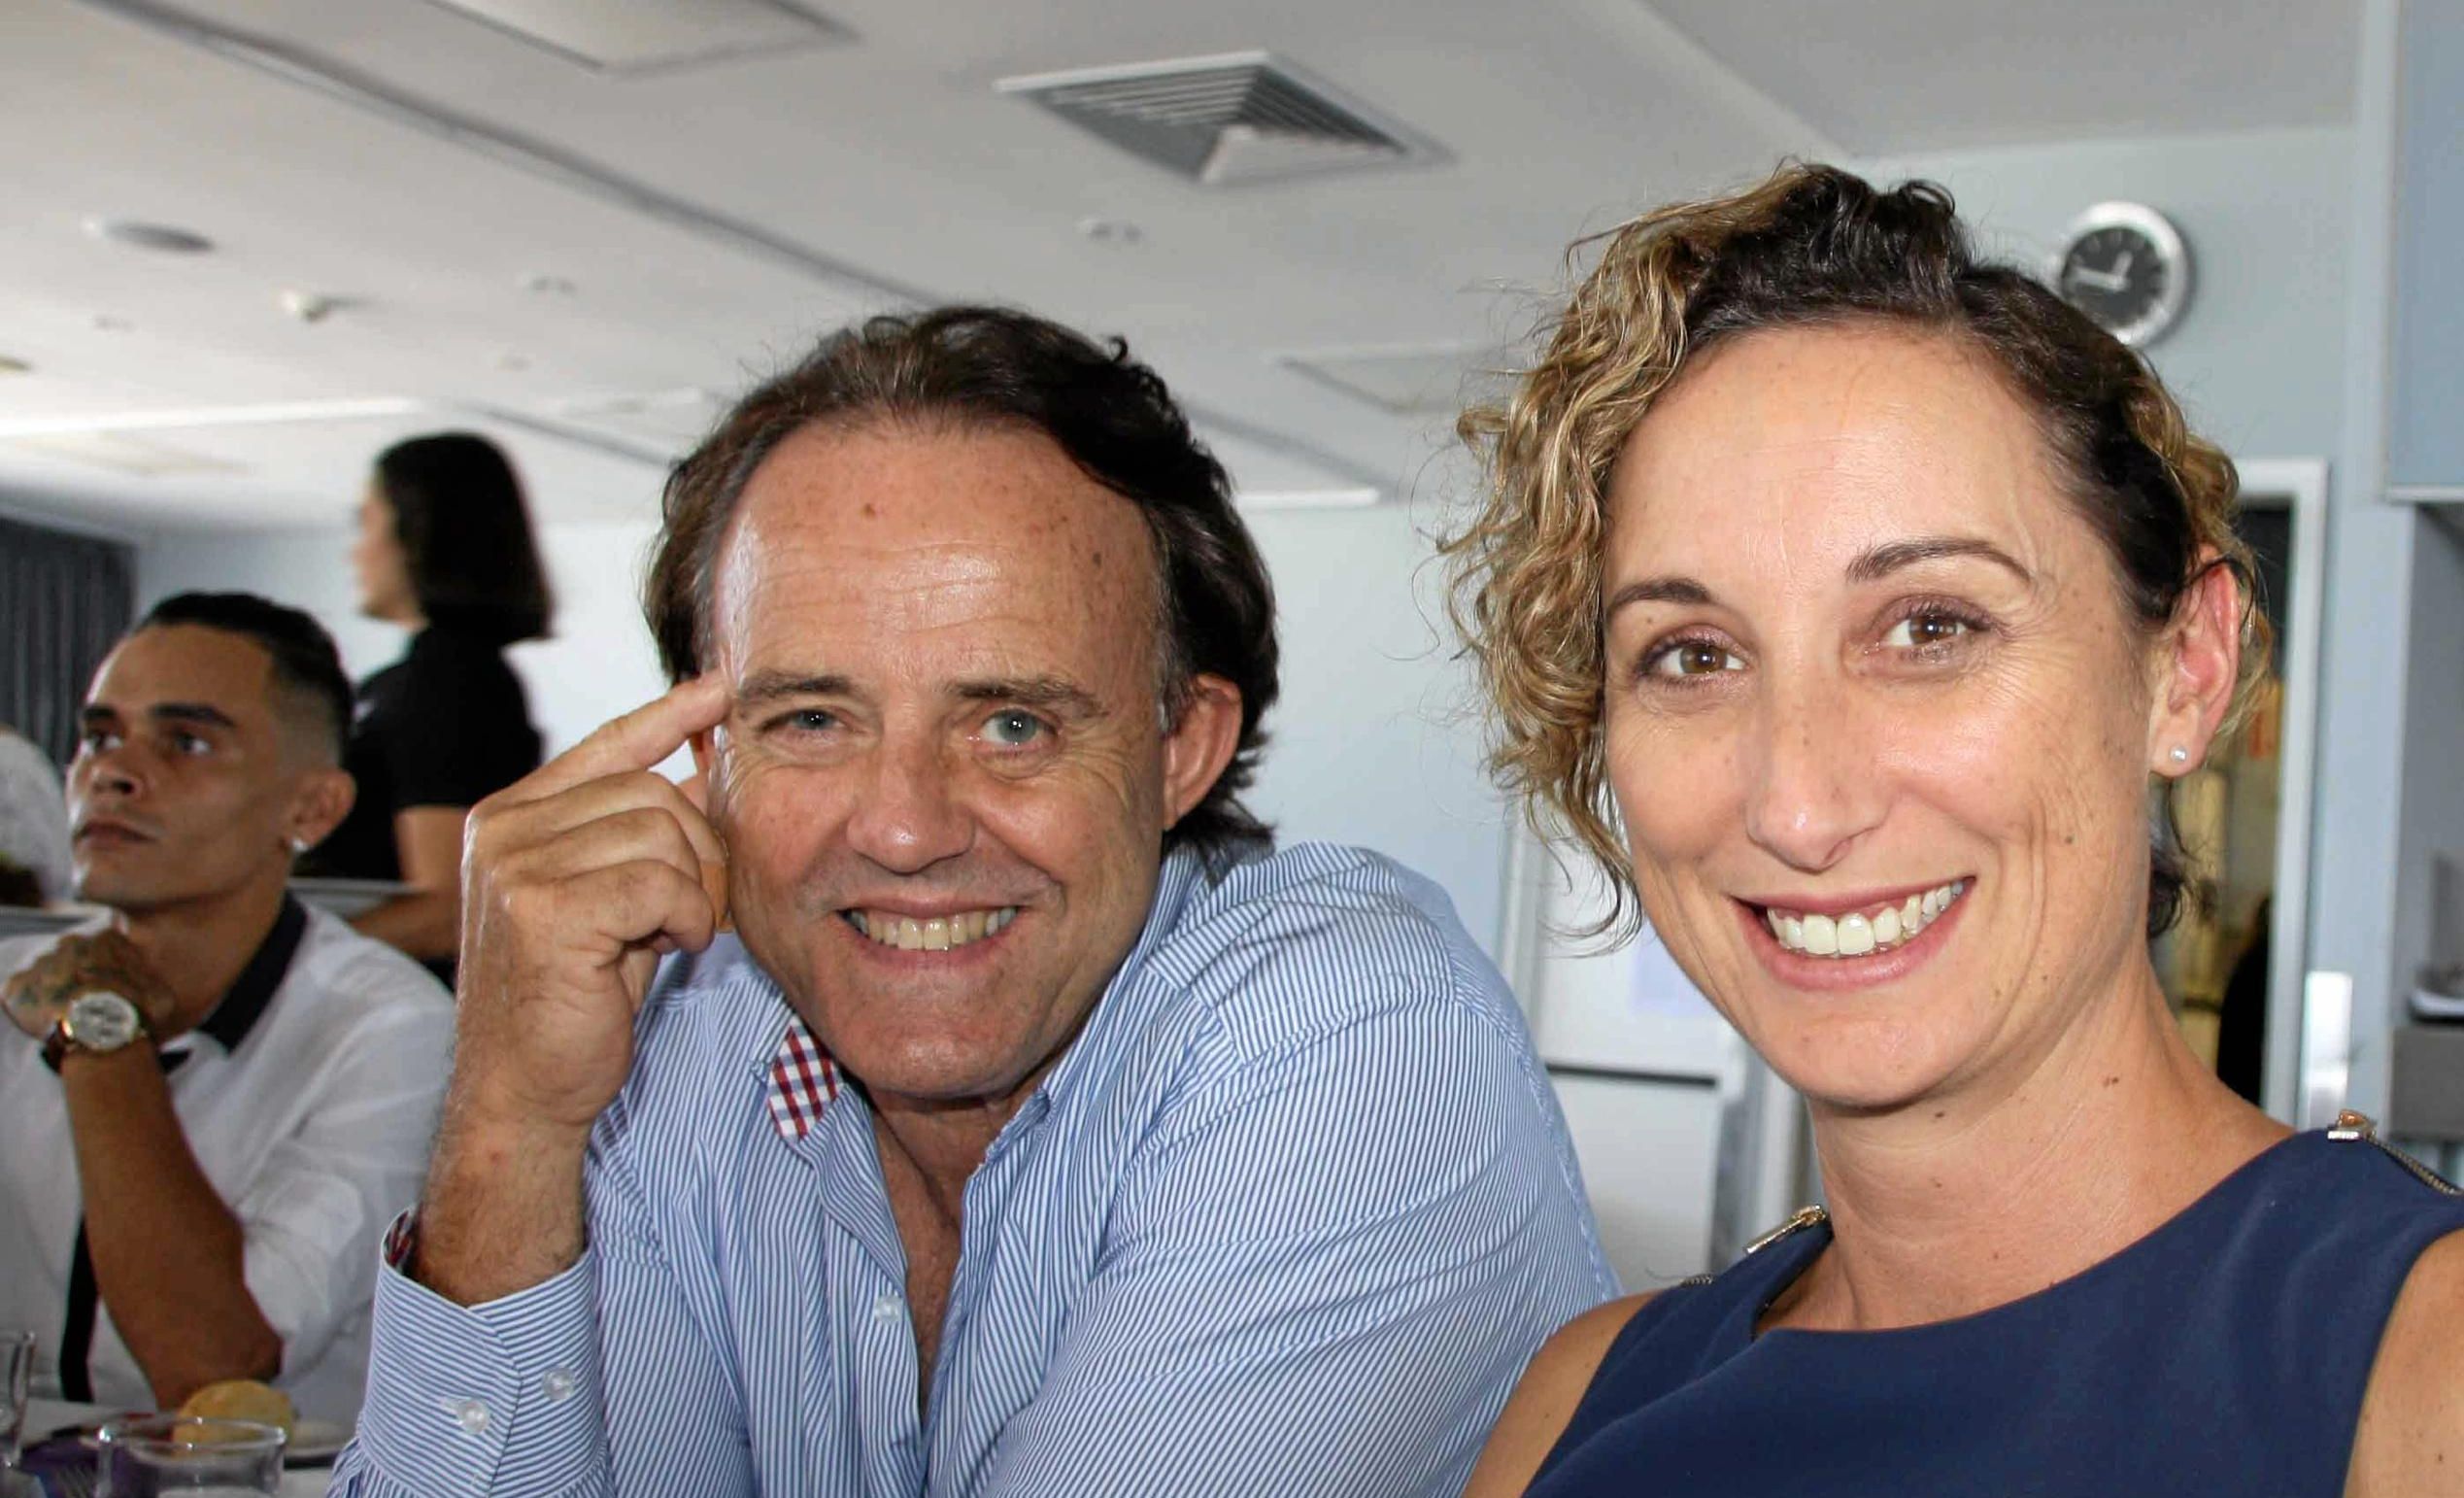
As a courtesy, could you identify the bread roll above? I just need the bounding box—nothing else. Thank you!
[177,1379,296,1435]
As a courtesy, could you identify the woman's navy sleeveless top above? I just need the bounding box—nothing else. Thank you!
[1533,1129,2464,1497]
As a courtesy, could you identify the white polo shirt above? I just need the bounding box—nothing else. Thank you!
[0,900,453,1421]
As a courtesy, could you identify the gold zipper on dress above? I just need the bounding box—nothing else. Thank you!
[2324,1110,2463,1196]
[1742,1205,1831,1256]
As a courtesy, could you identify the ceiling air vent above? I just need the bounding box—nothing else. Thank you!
[996,52,1439,187]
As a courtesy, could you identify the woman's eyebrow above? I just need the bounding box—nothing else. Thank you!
[1603,536,2033,620]
[1845,535,2033,586]
[1604,576,1717,618]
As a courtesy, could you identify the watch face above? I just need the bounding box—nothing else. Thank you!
[66,991,142,1052]
[2055,204,2190,348]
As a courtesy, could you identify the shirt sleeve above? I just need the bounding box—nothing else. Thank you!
[329,1136,755,1497]
[234,976,453,1381]
[976,997,1619,1498]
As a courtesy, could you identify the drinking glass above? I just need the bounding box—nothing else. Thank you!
[0,1331,30,1469]
[96,1415,285,1497]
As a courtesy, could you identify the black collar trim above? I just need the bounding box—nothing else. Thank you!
[194,895,309,1053]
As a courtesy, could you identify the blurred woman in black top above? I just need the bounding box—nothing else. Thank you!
[312,432,549,981]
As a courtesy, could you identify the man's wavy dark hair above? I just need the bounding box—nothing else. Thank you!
[644,305,1280,865]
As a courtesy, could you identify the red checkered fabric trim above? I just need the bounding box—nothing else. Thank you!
[765,1016,839,1140]
[383,1209,421,1271]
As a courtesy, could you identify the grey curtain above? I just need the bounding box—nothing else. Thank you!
[0,514,134,766]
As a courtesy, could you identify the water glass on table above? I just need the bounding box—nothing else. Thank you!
[96,1416,286,1497]
[1,1331,31,1470]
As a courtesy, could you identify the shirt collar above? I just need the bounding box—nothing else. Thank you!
[189,895,309,1055]
[754,844,1221,1143]
[763,1011,840,1141]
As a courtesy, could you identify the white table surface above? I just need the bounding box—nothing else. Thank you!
[23,1399,331,1497]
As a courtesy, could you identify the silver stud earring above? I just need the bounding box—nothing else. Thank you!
[288,835,311,854]
[2169,746,2190,765]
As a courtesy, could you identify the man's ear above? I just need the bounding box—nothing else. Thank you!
[2145,548,2245,778]
[1161,675,1244,831]
[287,766,357,855]
[685,728,720,813]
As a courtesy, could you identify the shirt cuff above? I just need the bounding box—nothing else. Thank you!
[351,1212,607,1497]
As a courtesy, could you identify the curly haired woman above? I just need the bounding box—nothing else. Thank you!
[1446,164,2464,1498]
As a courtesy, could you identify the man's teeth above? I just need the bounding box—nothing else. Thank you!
[845,907,1018,951]
[1764,880,1966,958]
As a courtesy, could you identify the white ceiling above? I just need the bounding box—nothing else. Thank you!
[0,0,2357,533]
[1650,0,2357,154]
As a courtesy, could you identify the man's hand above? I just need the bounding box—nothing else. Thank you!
[4,929,179,1040]
[416,675,732,1304]
[452,674,733,1137]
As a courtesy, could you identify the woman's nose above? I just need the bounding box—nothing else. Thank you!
[1741,677,1887,874]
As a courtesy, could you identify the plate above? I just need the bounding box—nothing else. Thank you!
[286,877,418,918]
[285,1417,352,1466]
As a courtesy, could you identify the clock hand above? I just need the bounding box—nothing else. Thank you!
[2069,265,2129,293]
[2111,249,2134,279]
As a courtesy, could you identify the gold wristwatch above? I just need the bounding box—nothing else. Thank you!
[41,990,150,1072]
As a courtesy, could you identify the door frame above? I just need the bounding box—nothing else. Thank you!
[2235,458,2332,1124]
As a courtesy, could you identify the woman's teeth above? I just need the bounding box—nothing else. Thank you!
[845,907,1018,951]
[1763,880,1966,958]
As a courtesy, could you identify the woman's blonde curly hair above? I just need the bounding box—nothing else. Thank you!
[1442,163,2271,941]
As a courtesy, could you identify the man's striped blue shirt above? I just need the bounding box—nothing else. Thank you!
[332,841,1615,1496]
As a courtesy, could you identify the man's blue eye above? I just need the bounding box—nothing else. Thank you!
[984,710,1047,747]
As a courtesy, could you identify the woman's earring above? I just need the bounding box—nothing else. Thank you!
[288,835,311,854]
[2169,746,2191,765]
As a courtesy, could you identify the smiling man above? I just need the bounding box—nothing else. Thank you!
[332,307,1611,1498]
[0,594,453,1420]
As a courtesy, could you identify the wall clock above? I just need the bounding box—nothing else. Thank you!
[2054,201,2192,348]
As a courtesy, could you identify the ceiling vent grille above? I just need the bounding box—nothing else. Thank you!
[997,52,1438,187]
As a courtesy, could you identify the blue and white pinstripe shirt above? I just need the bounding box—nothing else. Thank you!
[332,841,1615,1497]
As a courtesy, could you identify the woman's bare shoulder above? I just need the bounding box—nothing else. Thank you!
[2346,1225,2464,1497]
[1461,1293,1656,1498]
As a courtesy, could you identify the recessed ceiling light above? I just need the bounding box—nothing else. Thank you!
[281,290,340,323]
[424,0,851,74]
[84,219,216,254]
[523,273,578,295]
[5,431,245,477]
[91,314,133,333]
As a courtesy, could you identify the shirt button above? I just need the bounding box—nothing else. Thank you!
[449,1398,492,1436]
[542,1369,577,1403]
[872,1296,902,1321]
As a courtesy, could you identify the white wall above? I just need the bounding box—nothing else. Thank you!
[1240,503,1508,951]
[1859,126,2352,460]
